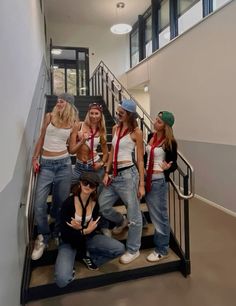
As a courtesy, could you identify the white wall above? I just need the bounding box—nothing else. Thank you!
[47,21,130,78]
[0,1,47,305]
[0,0,46,192]
[125,1,236,212]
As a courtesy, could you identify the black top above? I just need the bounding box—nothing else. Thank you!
[60,195,100,250]
[144,133,178,182]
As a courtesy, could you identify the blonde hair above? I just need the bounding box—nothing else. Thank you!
[164,124,176,150]
[84,109,107,140]
[51,103,79,127]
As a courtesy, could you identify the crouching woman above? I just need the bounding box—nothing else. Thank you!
[55,172,125,288]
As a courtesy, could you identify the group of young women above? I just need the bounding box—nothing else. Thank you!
[31,93,178,288]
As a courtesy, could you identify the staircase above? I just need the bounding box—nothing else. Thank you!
[21,63,194,304]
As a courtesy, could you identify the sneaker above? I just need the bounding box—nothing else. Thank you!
[146,251,169,262]
[82,256,99,271]
[119,251,140,264]
[112,216,129,235]
[31,234,46,260]
[101,228,112,237]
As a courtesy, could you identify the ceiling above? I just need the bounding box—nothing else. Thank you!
[44,0,151,27]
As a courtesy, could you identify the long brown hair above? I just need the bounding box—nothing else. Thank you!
[71,182,98,202]
[118,111,138,133]
[84,108,107,140]
[164,125,176,151]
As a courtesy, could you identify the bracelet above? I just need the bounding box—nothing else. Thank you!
[105,170,109,174]
[32,156,38,160]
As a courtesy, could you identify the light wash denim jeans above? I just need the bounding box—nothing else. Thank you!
[55,235,125,288]
[34,156,72,244]
[72,160,105,194]
[145,178,169,255]
[98,166,142,254]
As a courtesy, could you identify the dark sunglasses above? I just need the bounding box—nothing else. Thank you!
[116,111,125,117]
[89,103,103,112]
[81,180,98,189]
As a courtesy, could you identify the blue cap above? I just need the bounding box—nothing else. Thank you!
[120,99,137,113]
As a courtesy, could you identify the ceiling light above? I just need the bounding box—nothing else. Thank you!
[144,85,149,93]
[111,23,132,35]
[51,49,62,55]
[53,65,59,69]
[111,2,132,35]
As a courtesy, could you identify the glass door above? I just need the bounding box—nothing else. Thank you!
[50,43,89,96]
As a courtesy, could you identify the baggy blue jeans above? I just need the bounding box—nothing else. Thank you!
[72,160,105,194]
[34,156,72,243]
[55,235,125,288]
[145,178,170,255]
[98,166,142,253]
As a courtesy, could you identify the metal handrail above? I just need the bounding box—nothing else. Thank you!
[92,61,152,122]
[90,61,195,200]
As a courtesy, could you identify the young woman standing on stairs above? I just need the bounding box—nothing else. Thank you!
[55,172,125,288]
[145,111,177,262]
[99,99,145,264]
[69,102,108,187]
[31,93,79,261]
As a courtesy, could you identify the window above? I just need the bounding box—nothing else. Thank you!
[144,15,152,58]
[213,0,231,10]
[131,28,139,67]
[159,0,170,48]
[178,0,202,35]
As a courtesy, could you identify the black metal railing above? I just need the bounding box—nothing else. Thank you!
[90,61,194,275]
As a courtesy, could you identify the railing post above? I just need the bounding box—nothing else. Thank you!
[94,71,97,95]
[140,117,144,133]
[111,80,115,117]
[97,67,101,95]
[91,76,94,96]
[101,67,104,100]
[106,73,109,107]
[118,89,122,103]
[183,175,191,276]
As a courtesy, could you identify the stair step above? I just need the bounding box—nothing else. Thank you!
[30,248,179,288]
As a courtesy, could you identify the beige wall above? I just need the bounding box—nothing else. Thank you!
[47,22,130,78]
[125,1,236,212]
[126,1,236,146]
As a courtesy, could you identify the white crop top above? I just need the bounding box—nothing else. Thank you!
[43,123,71,152]
[146,145,166,172]
[112,132,135,163]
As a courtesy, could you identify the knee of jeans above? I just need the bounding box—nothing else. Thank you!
[55,273,72,288]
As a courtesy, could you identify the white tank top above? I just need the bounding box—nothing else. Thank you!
[146,144,166,172]
[112,132,135,163]
[43,123,71,152]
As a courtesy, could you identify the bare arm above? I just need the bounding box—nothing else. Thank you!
[32,113,51,172]
[68,122,84,154]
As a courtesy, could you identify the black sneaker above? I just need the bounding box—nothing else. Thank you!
[82,256,99,271]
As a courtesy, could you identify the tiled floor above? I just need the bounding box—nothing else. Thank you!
[27,197,236,306]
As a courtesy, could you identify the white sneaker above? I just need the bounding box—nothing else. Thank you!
[119,251,140,264]
[146,251,168,262]
[31,234,46,260]
[112,216,129,235]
